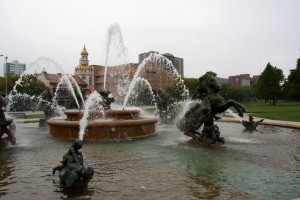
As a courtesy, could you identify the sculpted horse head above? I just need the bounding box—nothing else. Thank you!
[191,71,224,106]
[198,71,222,94]
[191,71,246,117]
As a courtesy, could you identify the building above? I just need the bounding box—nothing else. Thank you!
[37,71,88,106]
[92,63,179,102]
[74,47,184,102]
[228,74,260,89]
[138,51,184,77]
[216,77,229,85]
[74,45,94,89]
[3,60,26,75]
[92,63,178,102]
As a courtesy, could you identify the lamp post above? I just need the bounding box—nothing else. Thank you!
[0,55,8,96]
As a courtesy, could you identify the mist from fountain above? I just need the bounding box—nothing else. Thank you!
[6,25,188,142]
[126,77,156,107]
[225,109,243,122]
[7,57,65,112]
[79,91,104,140]
[104,23,128,90]
[52,81,66,117]
[122,52,189,109]
[6,57,87,120]
[114,64,132,104]
[60,74,80,109]
[68,75,85,106]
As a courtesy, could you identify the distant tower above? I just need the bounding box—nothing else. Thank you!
[80,45,89,66]
[74,45,94,88]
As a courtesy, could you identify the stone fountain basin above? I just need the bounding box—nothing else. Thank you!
[47,109,158,140]
[65,109,141,121]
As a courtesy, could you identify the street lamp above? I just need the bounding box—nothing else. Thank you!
[0,55,8,96]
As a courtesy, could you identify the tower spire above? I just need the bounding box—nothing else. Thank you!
[81,44,88,55]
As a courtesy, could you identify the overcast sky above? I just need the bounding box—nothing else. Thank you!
[1,0,300,79]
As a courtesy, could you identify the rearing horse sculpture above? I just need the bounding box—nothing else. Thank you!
[176,71,246,145]
[191,71,246,118]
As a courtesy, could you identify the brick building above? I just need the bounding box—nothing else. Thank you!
[138,51,184,77]
[228,74,260,89]
[37,71,87,106]
[74,47,183,101]
[92,62,177,102]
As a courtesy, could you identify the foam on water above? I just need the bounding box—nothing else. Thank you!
[226,137,261,144]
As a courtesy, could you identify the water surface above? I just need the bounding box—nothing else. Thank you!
[0,122,299,200]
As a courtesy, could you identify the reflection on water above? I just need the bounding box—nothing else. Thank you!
[0,122,299,199]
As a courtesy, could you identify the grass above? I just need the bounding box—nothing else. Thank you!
[241,101,300,122]
[143,107,156,114]
[143,101,300,122]
[25,114,44,119]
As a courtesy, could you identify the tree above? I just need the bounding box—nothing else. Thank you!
[0,73,20,95]
[7,74,48,111]
[166,80,189,102]
[15,74,46,96]
[220,84,256,102]
[183,78,198,95]
[127,81,154,106]
[66,89,84,109]
[285,58,300,100]
[255,63,284,105]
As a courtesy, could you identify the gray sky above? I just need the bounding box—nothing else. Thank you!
[1,0,300,78]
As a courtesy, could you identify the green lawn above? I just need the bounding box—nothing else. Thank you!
[241,101,300,122]
[25,114,44,119]
[143,101,300,122]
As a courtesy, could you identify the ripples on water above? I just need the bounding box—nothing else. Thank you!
[0,122,299,199]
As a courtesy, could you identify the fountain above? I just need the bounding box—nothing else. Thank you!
[2,65,299,199]
[1,23,299,199]
[47,46,188,141]
[1,119,299,199]
[47,90,158,140]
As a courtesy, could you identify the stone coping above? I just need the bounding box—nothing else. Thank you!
[14,116,300,130]
[219,115,300,130]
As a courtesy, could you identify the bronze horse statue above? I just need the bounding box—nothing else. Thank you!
[177,97,225,144]
[177,72,246,145]
[191,71,246,119]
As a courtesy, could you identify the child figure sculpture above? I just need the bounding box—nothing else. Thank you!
[52,139,94,187]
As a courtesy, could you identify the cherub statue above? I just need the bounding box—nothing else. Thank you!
[52,139,94,187]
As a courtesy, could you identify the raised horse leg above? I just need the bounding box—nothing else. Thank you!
[213,100,247,117]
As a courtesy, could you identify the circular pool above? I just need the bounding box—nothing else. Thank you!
[0,122,299,199]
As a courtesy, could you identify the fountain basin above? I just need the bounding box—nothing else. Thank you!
[47,109,158,140]
[65,109,141,121]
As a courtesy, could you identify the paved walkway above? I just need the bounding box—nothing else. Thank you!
[14,118,40,123]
